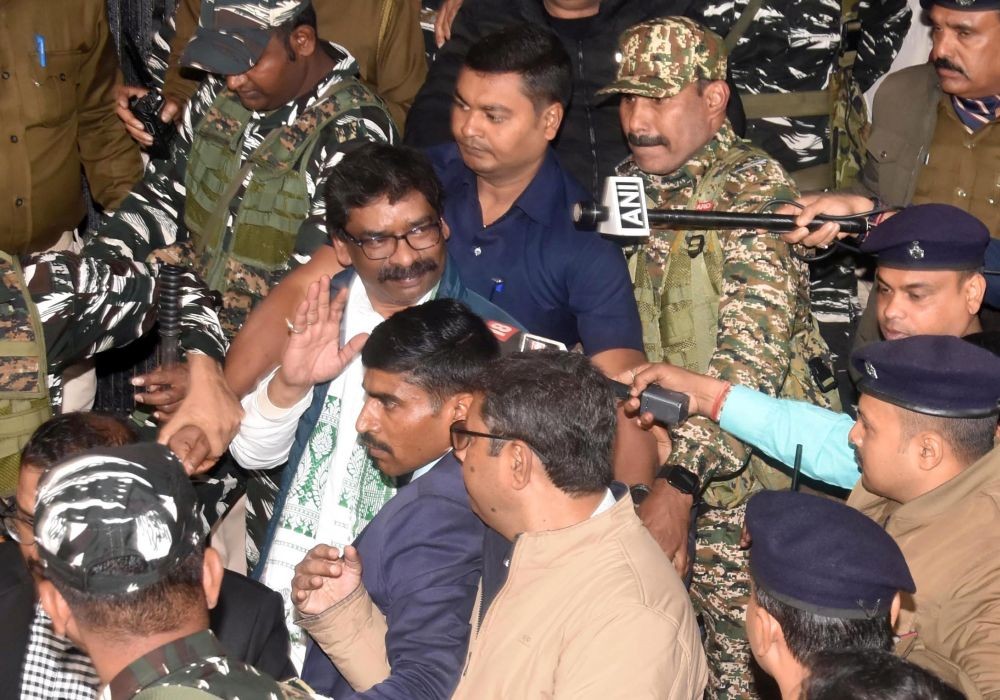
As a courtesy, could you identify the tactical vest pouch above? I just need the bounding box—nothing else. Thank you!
[660,230,723,373]
[0,255,52,497]
[185,81,386,292]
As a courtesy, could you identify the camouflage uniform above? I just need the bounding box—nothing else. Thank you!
[85,48,396,340]
[690,0,911,177]
[0,252,224,496]
[690,0,912,410]
[112,630,309,699]
[32,445,313,700]
[601,20,840,698]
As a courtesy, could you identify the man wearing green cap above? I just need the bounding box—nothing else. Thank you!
[85,0,397,342]
[597,16,839,697]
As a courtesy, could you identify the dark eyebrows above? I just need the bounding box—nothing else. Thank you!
[366,389,401,406]
[452,87,512,116]
[356,214,437,240]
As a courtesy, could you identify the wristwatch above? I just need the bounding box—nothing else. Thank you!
[656,464,700,497]
[629,483,652,507]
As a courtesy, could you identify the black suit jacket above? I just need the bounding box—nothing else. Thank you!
[0,540,294,693]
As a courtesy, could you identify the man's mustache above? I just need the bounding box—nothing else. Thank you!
[934,57,967,77]
[378,257,439,283]
[358,432,394,456]
[627,132,669,148]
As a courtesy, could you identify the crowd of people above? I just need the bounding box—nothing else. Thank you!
[1,0,998,698]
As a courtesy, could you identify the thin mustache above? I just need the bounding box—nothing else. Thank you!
[358,433,393,455]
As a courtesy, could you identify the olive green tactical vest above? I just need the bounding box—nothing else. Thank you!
[184,80,386,292]
[0,253,52,497]
[633,147,745,373]
[633,148,841,506]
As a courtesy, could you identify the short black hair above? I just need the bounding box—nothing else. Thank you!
[325,143,444,235]
[804,648,964,700]
[21,413,137,474]
[897,409,997,466]
[474,350,614,494]
[53,548,206,638]
[753,584,894,665]
[463,24,572,111]
[361,299,501,408]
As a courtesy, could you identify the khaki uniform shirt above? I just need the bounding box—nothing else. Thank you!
[0,0,143,253]
[849,447,1000,699]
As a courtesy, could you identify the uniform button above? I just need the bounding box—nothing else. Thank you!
[966,142,976,150]
[473,246,482,256]
[1,71,9,80]
[956,187,968,198]
[58,73,66,81]
[879,150,888,159]
[9,135,17,143]
[15,197,23,207]
[989,198,996,205]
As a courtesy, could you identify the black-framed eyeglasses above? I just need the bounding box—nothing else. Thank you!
[340,219,443,260]
[450,419,514,453]
[0,496,34,546]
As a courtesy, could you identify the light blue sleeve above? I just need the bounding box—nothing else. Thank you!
[718,385,860,490]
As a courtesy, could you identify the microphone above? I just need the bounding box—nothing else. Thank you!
[610,380,689,426]
[574,176,869,238]
[482,320,689,426]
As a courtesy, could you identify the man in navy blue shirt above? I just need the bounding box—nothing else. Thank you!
[427,24,643,363]
[289,298,498,699]
[427,24,656,489]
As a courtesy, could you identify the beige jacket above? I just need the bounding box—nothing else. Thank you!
[849,447,1000,699]
[452,495,707,699]
[301,494,708,698]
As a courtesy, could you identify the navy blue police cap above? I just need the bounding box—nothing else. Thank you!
[746,490,914,620]
[860,204,989,271]
[852,335,1000,418]
[920,0,1000,10]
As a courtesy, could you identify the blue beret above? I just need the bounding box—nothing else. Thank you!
[860,204,989,270]
[920,0,1000,9]
[852,336,1000,418]
[747,490,914,620]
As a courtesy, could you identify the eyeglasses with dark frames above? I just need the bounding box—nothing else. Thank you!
[450,420,514,453]
[450,420,550,465]
[340,218,443,260]
[0,497,34,546]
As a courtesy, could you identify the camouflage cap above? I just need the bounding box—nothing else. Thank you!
[919,0,1000,10]
[596,17,727,100]
[34,443,203,596]
[181,0,311,75]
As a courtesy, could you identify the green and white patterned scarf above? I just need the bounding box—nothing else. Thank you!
[260,277,404,668]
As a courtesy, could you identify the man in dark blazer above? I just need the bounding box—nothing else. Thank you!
[0,412,294,697]
[288,299,497,699]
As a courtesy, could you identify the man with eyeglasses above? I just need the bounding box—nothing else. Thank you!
[449,351,706,697]
[228,142,518,669]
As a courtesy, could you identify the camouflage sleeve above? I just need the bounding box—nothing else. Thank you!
[668,158,806,487]
[853,0,912,92]
[296,105,398,256]
[23,252,226,376]
[84,79,222,262]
